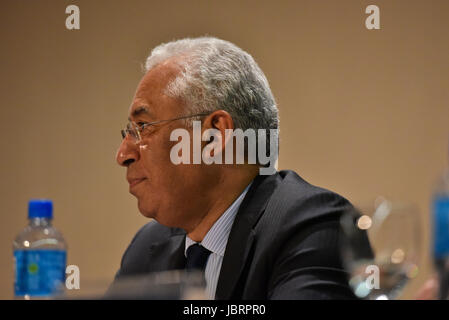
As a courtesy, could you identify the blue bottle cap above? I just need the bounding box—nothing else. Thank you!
[28,199,53,219]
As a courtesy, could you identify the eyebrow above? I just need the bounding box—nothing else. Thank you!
[128,106,152,121]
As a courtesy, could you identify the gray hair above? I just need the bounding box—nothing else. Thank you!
[145,36,279,163]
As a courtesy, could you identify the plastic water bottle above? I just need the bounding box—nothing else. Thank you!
[13,199,67,299]
[432,144,449,300]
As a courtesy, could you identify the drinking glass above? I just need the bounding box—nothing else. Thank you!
[340,196,421,299]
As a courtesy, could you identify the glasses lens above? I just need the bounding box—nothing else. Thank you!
[122,122,142,142]
[121,123,135,141]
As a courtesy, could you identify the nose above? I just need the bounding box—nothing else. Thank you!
[116,136,140,167]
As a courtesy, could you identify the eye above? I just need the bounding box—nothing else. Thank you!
[137,122,156,137]
[136,122,148,130]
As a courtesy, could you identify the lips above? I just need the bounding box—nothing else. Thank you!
[127,177,146,188]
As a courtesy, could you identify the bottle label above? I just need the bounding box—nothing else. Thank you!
[433,196,449,258]
[14,249,66,297]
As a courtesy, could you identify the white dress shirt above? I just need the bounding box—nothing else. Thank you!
[184,183,252,299]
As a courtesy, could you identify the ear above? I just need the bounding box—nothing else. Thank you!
[201,110,234,153]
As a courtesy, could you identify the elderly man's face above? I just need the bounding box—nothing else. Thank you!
[116,61,210,228]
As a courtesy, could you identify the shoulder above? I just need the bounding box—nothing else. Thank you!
[277,169,350,201]
[256,170,354,241]
[275,170,353,222]
[254,171,359,299]
[127,219,184,249]
[117,220,184,274]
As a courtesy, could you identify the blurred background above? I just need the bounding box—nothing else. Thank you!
[0,0,448,299]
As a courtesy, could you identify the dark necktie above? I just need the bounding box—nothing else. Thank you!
[186,243,212,271]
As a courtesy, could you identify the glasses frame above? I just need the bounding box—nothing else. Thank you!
[121,112,211,143]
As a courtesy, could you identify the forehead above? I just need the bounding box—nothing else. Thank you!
[129,60,184,119]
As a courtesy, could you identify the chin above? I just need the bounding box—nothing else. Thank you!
[136,199,180,228]
[137,200,156,219]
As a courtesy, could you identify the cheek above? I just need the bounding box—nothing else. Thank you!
[138,139,180,181]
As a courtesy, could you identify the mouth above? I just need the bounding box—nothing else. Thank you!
[128,178,147,189]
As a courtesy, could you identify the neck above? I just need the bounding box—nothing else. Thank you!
[186,165,258,242]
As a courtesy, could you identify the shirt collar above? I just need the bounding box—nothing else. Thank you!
[185,182,252,257]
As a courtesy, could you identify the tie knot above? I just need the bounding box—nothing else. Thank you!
[186,243,211,271]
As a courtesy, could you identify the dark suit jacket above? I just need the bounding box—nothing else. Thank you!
[113,170,363,299]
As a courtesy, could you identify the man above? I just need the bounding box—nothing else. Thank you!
[113,37,362,299]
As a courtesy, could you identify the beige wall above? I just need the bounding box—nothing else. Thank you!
[0,0,448,299]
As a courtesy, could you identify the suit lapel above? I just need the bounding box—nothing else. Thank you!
[215,173,281,299]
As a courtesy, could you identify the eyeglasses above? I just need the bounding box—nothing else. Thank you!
[121,112,211,143]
